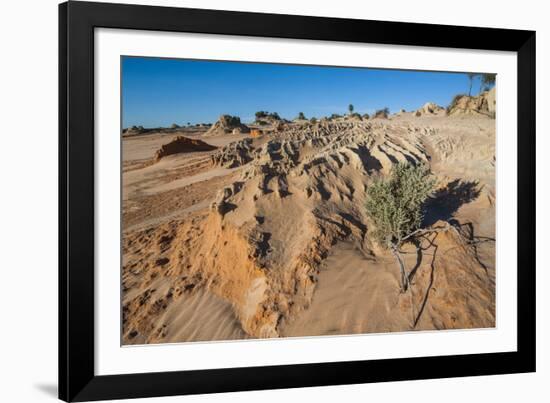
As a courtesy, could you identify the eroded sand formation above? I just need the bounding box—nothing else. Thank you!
[154,136,217,161]
[122,113,496,344]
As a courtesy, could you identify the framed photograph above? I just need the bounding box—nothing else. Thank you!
[59,1,536,401]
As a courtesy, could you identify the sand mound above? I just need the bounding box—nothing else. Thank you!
[416,102,445,116]
[204,115,250,136]
[123,125,148,136]
[447,88,496,117]
[154,136,217,161]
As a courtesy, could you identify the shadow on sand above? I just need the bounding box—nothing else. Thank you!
[422,179,481,227]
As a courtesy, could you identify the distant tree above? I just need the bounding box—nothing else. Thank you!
[446,94,466,114]
[255,111,268,119]
[374,107,390,118]
[348,104,354,114]
[297,112,306,120]
[310,117,317,124]
[170,123,179,129]
[466,73,480,96]
[480,73,496,92]
[330,113,342,120]
[269,112,281,120]
[362,113,370,120]
[365,163,435,293]
[186,122,190,126]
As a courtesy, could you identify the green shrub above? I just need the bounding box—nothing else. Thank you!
[447,94,466,113]
[255,111,268,119]
[366,163,435,292]
[373,107,390,118]
[366,163,435,248]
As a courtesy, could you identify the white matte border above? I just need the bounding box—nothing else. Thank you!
[95,28,517,376]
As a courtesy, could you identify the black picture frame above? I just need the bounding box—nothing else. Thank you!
[59,1,536,401]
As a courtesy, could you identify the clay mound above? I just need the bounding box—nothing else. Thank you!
[204,115,250,137]
[415,102,445,116]
[123,125,147,136]
[154,136,217,161]
[447,88,495,117]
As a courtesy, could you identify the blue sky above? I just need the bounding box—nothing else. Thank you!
[122,56,486,128]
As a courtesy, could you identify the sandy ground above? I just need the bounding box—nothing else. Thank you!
[121,113,495,345]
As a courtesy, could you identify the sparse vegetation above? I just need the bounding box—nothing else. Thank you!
[255,111,281,121]
[170,123,180,129]
[310,117,317,124]
[374,107,390,119]
[297,112,306,120]
[362,113,370,120]
[467,73,477,96]
[329,113,342,120]
[255,111,268,119]
[480,73,496,92]
[348,104,354,114]
[221,115,242,127]
[446,94,466,114]
[365,163,435,292]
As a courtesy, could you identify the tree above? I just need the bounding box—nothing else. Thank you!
[480,73,496,92]
[170,123,179,129]
[466,73,477,96]
[310,117,317,124]
[374,107,390,118]
[348,104,354,114]
[255,111,268,119]
[297,112,306,120]
[365,163,435,292]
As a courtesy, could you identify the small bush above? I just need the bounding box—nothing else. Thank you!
[310,117,317,124]
[374,107,390,119]
[362,113,370,120]
[366,163,435,248]
[255,111,268,119]
[447,94,466,113]
[297,112,306,120]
